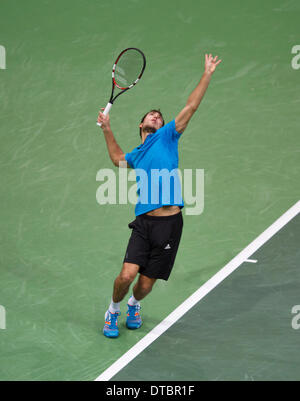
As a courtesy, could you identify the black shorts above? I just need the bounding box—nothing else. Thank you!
[123,211,183,281]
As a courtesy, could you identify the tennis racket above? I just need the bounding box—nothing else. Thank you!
[97,47,146,127]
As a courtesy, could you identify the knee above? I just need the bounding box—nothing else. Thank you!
[118,271,136,286]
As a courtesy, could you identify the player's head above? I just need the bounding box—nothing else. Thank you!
[139,109,165,138]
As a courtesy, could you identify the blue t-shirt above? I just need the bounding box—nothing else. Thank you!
[125,119,184,216]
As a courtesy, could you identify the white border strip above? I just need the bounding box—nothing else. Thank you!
[95,200,300,381]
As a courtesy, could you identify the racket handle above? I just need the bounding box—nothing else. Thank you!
[97,102,113,127]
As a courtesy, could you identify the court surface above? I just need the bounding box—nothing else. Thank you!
[0,0,299,381]
[105,205,300,381]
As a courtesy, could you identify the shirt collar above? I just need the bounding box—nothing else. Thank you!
[138,133,154,148]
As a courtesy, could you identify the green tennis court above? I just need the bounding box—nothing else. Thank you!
[109,208,300,381]
[0,0,299,381]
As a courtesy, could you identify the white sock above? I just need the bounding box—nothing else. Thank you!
[128,295,140,306]
[108,299,120,314]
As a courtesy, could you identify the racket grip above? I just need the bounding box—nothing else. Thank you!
[97,102,113,127]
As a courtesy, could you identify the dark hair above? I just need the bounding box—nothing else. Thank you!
[139,109,165,138]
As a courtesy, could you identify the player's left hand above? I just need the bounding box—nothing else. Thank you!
[204,54,222,75]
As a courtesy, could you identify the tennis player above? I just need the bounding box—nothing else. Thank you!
[98,54,221,338]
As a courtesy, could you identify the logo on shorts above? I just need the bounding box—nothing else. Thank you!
[164,244,171,249]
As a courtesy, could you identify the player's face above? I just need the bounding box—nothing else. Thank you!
[141,112,164,132]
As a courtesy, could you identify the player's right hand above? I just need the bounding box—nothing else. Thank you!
[97,108,110,130]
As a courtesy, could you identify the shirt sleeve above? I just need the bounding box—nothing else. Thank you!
[125,152,134,168]
[161,119,182,142]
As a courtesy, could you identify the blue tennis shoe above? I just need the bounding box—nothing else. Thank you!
[103,310,120,338]
[126,304,142,330]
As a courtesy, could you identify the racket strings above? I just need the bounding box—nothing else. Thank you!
[114,49,145,89]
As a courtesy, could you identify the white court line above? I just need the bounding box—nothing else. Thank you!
[95,200,300,381]
[245,259,258,263]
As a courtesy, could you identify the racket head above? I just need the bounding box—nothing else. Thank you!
[112,48,146,90]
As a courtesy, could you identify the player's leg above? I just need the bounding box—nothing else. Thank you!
[103,214,152,336]
[132,274,156,301]
[103,262,139,338]
[112,262,140,303]
[126,274,156,330]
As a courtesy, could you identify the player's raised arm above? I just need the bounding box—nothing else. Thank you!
[175,53,222,134]
[97,109,129,168]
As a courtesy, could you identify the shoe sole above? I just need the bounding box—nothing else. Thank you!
[126,322,142,330]
[103,330,119,338]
